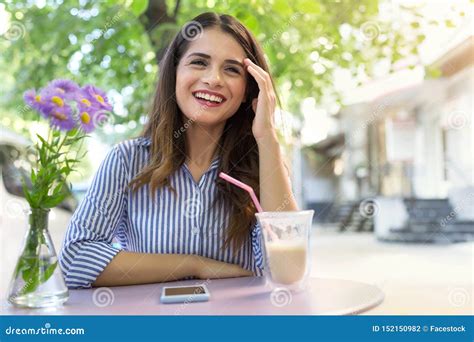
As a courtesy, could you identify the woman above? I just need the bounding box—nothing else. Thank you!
[59,12,298,288]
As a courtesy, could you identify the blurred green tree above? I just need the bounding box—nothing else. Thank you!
[0,0,449,144]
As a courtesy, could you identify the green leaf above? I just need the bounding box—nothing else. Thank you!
[19,258,41,295]
[21,179,34,206]
[13,257,28,278]
[41,261,57,283]
[30,169,37,184]
[130,0,149,17]
[21,257,40,283]
[66,128,79,137]
[42,193,68,208]
[51,183,64,196]
[36,134,49,147]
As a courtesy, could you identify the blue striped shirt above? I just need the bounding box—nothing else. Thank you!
[59,136,264,288]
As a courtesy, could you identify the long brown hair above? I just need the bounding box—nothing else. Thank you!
[129,12,278,251]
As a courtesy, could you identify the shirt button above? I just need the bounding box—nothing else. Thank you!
[192,226,200,235]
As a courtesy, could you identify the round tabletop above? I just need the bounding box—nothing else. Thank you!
[1,276,384,315]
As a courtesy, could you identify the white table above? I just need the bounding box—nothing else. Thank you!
[1,276,384,315]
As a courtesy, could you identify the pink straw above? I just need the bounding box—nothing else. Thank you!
[219,172,279,241]
[219,172,263,212]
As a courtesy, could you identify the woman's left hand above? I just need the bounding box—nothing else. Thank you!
[244,58,277,142]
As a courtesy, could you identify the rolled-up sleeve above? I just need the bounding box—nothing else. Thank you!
[59,145,128,288]
[250,221,264,275]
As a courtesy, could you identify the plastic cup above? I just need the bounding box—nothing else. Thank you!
[255,210,314,292]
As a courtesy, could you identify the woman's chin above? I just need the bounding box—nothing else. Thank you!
[183,106,226,122]
[187,116,225,127]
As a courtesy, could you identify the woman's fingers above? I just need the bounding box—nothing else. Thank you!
[246,64,268,92]
[244,58,271,85]
[245,59,276,104]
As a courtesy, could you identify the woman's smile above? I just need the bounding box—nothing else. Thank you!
[192,90,227,108]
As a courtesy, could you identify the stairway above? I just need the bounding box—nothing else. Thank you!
[382,198,474,243]
[324,200,374,232]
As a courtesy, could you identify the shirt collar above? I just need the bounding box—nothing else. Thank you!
[209,155,220,171]
[136,136,151,147]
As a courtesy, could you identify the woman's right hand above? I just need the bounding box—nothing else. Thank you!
[193,256,254,280]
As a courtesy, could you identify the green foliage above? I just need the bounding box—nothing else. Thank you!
[1,0,157,144]
[23,128,86,209]
[12,123,88,296]
[0,0,453,145]
[130,0,149,16]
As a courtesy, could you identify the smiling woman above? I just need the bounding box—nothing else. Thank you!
[58,12,298,289]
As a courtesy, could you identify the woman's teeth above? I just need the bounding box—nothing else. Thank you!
[193,92,224,103]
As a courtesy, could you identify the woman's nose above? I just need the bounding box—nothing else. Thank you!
[202,67,223,88]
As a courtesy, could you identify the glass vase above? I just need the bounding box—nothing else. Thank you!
[7,208,69,308]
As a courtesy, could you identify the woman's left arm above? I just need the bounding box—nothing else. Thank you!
[244,58,299,212]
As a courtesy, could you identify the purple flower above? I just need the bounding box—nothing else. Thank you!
[43,79,80,100]
[42,89,67,107]
[39,88,73,120]
[24,89,49,118]
[44,104,76,131]
[23,79,112,134]
[75,102,98,133]
[81,85,112,111]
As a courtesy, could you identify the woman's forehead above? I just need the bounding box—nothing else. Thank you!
[184,28,246,60]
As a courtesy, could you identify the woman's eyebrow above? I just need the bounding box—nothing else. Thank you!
[187,52,244,68]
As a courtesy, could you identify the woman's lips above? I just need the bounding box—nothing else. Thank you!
[193,96,226,108]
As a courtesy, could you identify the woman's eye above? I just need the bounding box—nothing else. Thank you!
[190,60,207,66]
[226,67,240,74]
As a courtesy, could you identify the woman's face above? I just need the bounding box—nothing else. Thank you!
[175,27,248,126]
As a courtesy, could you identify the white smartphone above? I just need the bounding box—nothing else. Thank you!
[160,284,210,304]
